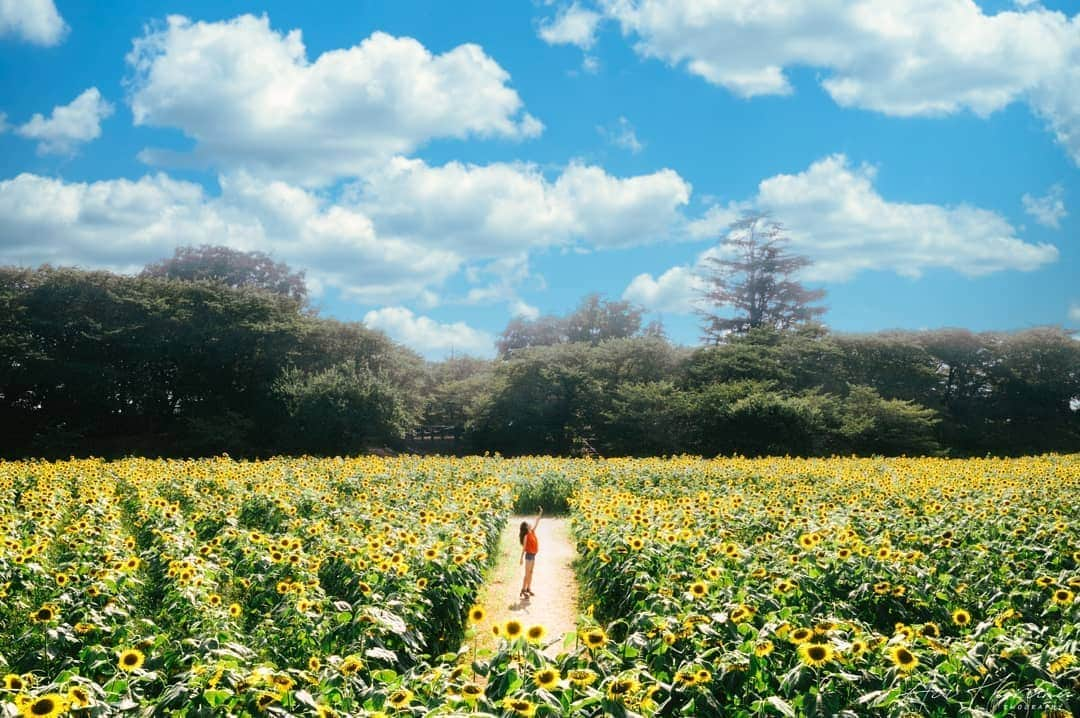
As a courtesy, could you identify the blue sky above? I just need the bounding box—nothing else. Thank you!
[1,0,1077,358]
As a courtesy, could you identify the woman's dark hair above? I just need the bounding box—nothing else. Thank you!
[519,521,530,545]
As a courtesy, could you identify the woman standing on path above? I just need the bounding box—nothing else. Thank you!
[518,507,542,598]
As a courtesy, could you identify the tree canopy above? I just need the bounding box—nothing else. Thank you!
[1,248,1077,460]
[141,245,309,304]
[698,213,826,342]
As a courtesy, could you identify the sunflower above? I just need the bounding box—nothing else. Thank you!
[849,638,869,657]
[567,668,597,687]
[502,698,536,717]
[534,667,560,690]
[340,655,363,676]
[730,605,754,623]
[605,676,641,701]
[689,581,708,598]
[29,604,58,623]
[4,674,26,690]
[254,692,279,712]
[503,620,523,640]
[228,603,242,618]
[754,640,774,657]
[207,594,221,607]
[581,626,607,649]
[798,642,834,667]
[1035,576,1055,588]
[525,624,546,644]
[460,683,484,702]
[1051,589,1073,606]
[694,668,711,684]
[1047,653,1076,674]
[788,627,813,644]
[386,689,413,708]
[920,623,941,639]
[67,685,92,709]
[270,675,294,691]
[308,656,321,672]
[19,693,68,718]
[887,645,919,672]
[673,670,695,688]
[951,608,972,627]
[316,706,336,718]
[468,606,485,624]
[773,579,796,594]
[117,648,145,672]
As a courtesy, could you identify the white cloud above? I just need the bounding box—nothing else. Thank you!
[0,152,695,310]
[0,0,66,45]
[126,14,542,184]
[362,306,494,359]
[510,300,541,320]
[686,203,744,240]
[599,116,644,153]
[1022,183,1067,228]
[352,156,691,253]
[0,172,459,305]
[600,0,1080,165]
[539,3,602,49]
[1069,303,1080,322]
[0,112,8,132]
[636,153,1059,312]
[15,88,113,155]
[623,265,707,314]
[748,154,1058,280]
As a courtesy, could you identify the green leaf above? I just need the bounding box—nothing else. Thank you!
[766,696,796,717]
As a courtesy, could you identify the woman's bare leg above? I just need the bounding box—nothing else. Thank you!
[523,560,535,592]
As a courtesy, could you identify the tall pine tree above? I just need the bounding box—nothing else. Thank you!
[698,213,826,343]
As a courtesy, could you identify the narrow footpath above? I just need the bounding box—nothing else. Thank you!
[471,516,579,658]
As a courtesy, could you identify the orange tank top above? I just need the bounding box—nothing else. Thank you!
[524,530,538,554]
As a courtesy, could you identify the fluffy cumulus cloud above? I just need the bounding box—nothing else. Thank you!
[599,0,1080,164]
[0,0,66,45]
[539,3,603,49]
[1022,184,1067,228]
[0,172,459,305]
[626,153,1059,313]
[623,265,707,314]
[126,14,543,183]
[362,306,494,359]
[0,153,693,308]
[751,154,1058,280]
[352,156,691,253]
[15,88,114,155]
[1070,303,1080,322]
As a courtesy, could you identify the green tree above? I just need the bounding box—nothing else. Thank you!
[141,245,308,304]
[698,213,826,342]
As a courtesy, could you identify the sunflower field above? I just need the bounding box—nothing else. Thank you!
[571,456,1080,717]
[0,456,510,716]
[1,454,1077,717]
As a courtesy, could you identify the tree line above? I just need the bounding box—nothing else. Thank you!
[1,241,1077,459]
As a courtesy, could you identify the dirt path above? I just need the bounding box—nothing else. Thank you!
[470,516,579,658]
